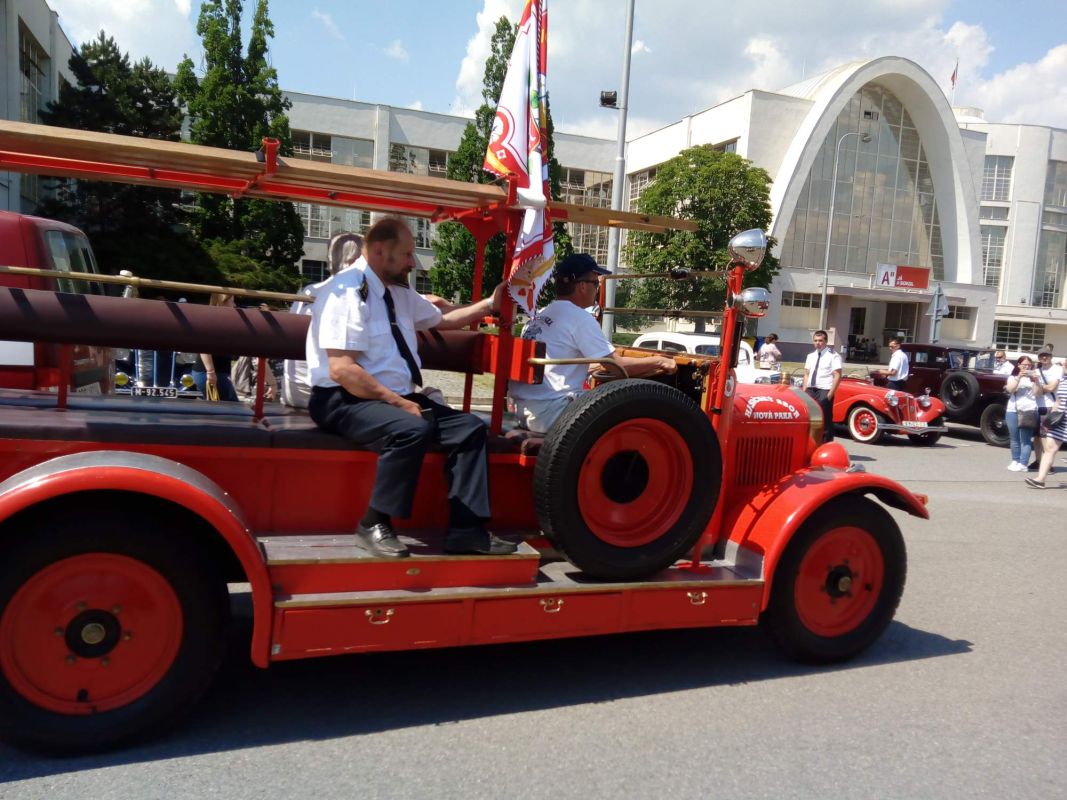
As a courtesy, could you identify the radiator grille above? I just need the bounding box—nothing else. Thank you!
[735,436,794,486]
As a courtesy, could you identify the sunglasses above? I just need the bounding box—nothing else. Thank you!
[574,279,600,286]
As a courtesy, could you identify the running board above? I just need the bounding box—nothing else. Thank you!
[261,531,541,594]
[269,559,765,660]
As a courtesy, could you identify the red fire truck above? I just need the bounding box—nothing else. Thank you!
[0,121,927,753]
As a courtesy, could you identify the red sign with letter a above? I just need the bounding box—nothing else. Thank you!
[876,264,930,290]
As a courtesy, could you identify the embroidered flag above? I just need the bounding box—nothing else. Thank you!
[950,59,958,89]
[484,0,555,315]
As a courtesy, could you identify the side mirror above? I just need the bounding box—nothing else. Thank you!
[728,229,767,270]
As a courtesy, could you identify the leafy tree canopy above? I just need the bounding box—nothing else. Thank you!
[431,16,570,303]
[35,32,220,285]
[175,0,304,291]
[624,145,780,331]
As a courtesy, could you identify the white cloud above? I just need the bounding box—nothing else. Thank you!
[386,39,410,62]
[408,100,424,111]
[311,9,343,42]
[631,40,651,56]
[452,0,523,116]
[48,0,197,71]
[971,44,1067,128]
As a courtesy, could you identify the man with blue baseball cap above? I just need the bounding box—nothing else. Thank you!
[508,253,677,433]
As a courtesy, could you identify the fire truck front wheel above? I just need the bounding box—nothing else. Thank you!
[764,496,906,663]
[0,521,229,753]
[534,379,721,581]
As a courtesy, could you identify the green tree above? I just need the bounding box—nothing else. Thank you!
[35,33,220,285]
[623,145,780,332]
[431,16,570,302]
[174,0,304,291]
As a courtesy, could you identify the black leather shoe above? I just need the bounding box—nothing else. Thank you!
[444,527,518,555]
[355,523,410,558]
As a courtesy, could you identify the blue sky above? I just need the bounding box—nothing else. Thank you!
[46,1,1067,135]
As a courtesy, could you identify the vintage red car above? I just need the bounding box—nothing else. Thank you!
[832,375,948,445]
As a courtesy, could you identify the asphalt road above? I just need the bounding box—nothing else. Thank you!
[3,423,1065,799]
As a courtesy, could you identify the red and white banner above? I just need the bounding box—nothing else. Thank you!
[484,0,555,315]
[876,264,930,290]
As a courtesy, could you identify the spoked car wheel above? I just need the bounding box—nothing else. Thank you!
[0,521,229,753]
[534,380,721,580]
[980,403,1009,447]
[846,405,885,444]
[764,497,906,663]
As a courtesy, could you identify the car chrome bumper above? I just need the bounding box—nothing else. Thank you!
[876,423,949,434]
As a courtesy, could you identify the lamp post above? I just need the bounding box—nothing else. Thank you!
[600,0,636,337]
[819,131,871,331]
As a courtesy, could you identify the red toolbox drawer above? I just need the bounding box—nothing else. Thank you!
[471,592,623,643]
[627,584,762,630]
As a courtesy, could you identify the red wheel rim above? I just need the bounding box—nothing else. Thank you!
[850,409,878,441]
[0,554,182,715]
[577,418,694,547]
[793,526,885,637]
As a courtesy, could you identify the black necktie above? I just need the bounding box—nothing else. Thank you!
[381,287,423,388]
[810,349,822,389]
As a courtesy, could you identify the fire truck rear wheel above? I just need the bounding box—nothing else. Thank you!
[534,379,721,580]
[0,521,229,754]
[764,496,906,663]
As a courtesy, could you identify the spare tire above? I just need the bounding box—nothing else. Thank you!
[534,380,721,580]
[939,371,980,415]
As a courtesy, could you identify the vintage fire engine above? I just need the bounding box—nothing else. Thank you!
[0,121,927,753]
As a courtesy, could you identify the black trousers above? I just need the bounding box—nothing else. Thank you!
[887,379,906,391]
[309,387,491,524]
[806,387,835,442]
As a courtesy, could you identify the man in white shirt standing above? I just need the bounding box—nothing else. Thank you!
[802,329,843,443]
[508,253,677,433]
[306,216,514,558]
[877,336,909,390]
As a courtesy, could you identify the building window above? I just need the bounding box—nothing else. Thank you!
[780,82,945,281]
[944,305,972,320]
[980,225,1006,288]
[410,217,433,249]
[1032,229,1066,308]
[294,203,371,240]
[300,260,329,284]
[19,23,48,125]
[982,155,1014,202]
[712,139,738,154]
[292,131,333,162]
[781,291,820,308]
[414,271,433,293]
[941,305,975,341]
[627,167,658,210]
[980,205,1009,221]
[994,321,1046,351]
[1045,161,1067,209]
[560,167,612,264]
[389,144,451,177]
[1042,210,1067,227]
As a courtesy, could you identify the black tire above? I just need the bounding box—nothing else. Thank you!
[846,404,886,444]
[939,371,979,415]
[979,403,1009,447]
[764,496,906,663]
[534,380,721,580]
[908,415,944,446]
[0,517,229,754]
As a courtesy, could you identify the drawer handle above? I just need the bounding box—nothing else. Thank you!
[687,591,708,606]
[365,608,394,625]
[540,597,564,614]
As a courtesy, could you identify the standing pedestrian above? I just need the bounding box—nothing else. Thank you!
[1005,355,1039,471]
[1026,375,1067,488]
[876,336,909,390]
[803,329,842,443]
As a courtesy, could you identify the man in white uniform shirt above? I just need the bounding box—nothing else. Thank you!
[802,329,843,443]
[994,350,1014,375]
[877,336,909,390]
[306,217,514,558]
[508,253,677,433]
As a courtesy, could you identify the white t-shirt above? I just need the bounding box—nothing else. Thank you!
[803,347,843,390]
[306,259,442,395]
[1007,376,1037,413]
[758,342,781,369]
[887,348,910,382]
[994,361,1015,376]
[1035,364,1063,409]
[508,299,615,403]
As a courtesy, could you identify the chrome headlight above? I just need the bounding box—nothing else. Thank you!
[917,393,931,409]
[886,391,899,407]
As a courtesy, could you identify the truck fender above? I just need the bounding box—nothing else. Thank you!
[724,468,928,611]
[0,451,273,668]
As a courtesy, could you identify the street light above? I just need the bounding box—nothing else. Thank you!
[819,130,871,331]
